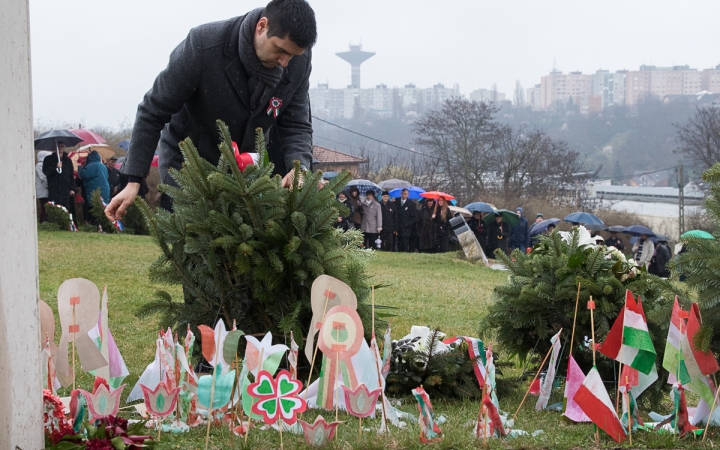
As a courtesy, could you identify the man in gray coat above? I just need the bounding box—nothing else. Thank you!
[106,0,317,220]
[360,191,382,249]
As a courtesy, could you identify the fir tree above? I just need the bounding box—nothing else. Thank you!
[136,121,372,346]
[482,229,683,384]
[670,162,720,352]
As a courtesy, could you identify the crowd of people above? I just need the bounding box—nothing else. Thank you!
[34,142,148,225]
[333,187,675,278]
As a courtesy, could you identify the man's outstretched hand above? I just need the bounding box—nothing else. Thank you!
[105,182,140,221]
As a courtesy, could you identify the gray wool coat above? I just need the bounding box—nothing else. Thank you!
[360,200,383,233]
[122,13,313,184]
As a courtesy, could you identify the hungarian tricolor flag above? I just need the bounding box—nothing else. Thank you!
[681,303,720,380]
[573,367,627,443]
[662,297,690,384]
[599,290,656,375]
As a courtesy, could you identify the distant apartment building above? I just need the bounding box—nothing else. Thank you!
[701,64,720,93]
[624,65,703,105]
[309,82,460,120]
[526,84,542,110]
[469,88,506,104]
[540,70,593,110]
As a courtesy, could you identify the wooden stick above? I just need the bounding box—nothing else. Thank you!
[335,350,340,422]
[589,297,596,367]
[245,348,264,445]
[370,288,389,433]
[568,282,581,359]
[279,421,284,450]
[71,304,76,391]
[157,423,162,443]
[204,332,222,450]
[512,330,562,421]
[702,380,720,442]
[304,289,334,403]
[481,381,488,447]
[359,417,362,440]
[616,317,625,414]
[625,376,632,446]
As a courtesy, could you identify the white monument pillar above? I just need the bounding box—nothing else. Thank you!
[0,0,43,447]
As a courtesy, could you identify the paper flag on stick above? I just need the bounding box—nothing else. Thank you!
[128,337,164,402]
[682,303,720,379]
[88,287,129,389]
[79,383,125,420]
[305,275,358,363]
[299,415,342,447]
[141,382,180,420]
[222,329,245,366]
[663,297,690,384]
[412,386,442,443]
[562,355,590,422]
[241,332,289,420]
[248,369,306,425]
[289,331,299,380]
[198,369,236,410]
[56,279,107,386]
[536,330,562,410]
[574,367,626,443]
[342,384,381,418]
[69,390,85,433]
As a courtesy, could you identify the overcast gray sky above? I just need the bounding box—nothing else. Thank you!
[30,0,720,128]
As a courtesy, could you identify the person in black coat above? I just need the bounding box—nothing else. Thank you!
[604,232,625,251]
[334,191,352,231]
[106,1,318,220]
[654,240,672,277]
[106,157,121,198]
[486,212,509,256]
[348,186,363,230]
[379,191,396,251]
[394,188,417,252]
[467,211,487,253]
[418,199,436,253]
[509,206,530,252]
[434,197,453,252]
[41,142,77,210]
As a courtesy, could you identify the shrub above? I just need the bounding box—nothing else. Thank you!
[44,203,71,230]
[481,227,684,391]
[136,121,372,346]
[38,222,61,232]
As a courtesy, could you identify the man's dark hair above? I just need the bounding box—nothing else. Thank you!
[264,0,317,49]
[401,188,409,193]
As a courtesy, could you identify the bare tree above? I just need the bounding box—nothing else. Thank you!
[412,98,497,201]
[675,106,720,170]
[514,80,525,108]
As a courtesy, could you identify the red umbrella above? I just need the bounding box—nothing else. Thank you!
[420,191,456,201]
[69,128,106,146]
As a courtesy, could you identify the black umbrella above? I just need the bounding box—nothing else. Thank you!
[530,218,561,236]
[35,130,83,174]
[584,223,605,232]
[624,225,655,237]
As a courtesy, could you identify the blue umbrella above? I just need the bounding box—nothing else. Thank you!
[530,218,561,236]
[322,171,339,179]
[464,202,496,214]
[624,225,655,237]
[389,186,425,199]
[563,211,604,226]
[347,179,382,197]
[118,139,130,151]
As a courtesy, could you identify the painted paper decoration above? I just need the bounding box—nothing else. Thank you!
[248,369,306,425]
[289,331,299,379]
[241,332,289,419]
[56,278,107,387]
[79,383,125,420]
[222,329,245,365]
[342,384,381,418]
[305,275,358,363]
[197,369,236,410]
[141,382,181,419]
[412,386,442,443]
[299,415,342,447]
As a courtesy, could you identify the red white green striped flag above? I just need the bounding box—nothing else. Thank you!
[662,297,691,384]
[599,291,656,375]
[681,303,720,380]
[573,367,627,443]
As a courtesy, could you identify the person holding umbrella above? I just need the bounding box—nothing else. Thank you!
[394,188,417,252]
[467,211,487,253]
[486,212,508,256]
[35,151,52,222]
[434,196,453,252]
[348,186,363,230]
[334,191,352,231]
[633,233,655,270]
[41,141,77,210]
[604,231,625,251]
[418,198,437,253]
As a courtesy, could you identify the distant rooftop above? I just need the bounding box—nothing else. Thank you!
[312,145,366,164]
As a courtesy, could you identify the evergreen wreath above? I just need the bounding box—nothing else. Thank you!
[135,121,372,349]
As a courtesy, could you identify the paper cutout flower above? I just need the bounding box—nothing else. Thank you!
[248,369,306,425]
[141,382,180,419]
[245,332,288,375]
[299,415,342,447]
[79,384,125,420]
[342,383,381,418]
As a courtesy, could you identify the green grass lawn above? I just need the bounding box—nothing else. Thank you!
[39,231,713,449]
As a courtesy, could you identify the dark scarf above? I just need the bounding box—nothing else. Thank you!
[239,8,284,110]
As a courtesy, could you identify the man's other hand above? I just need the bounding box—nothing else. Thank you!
[105,182,140,221]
